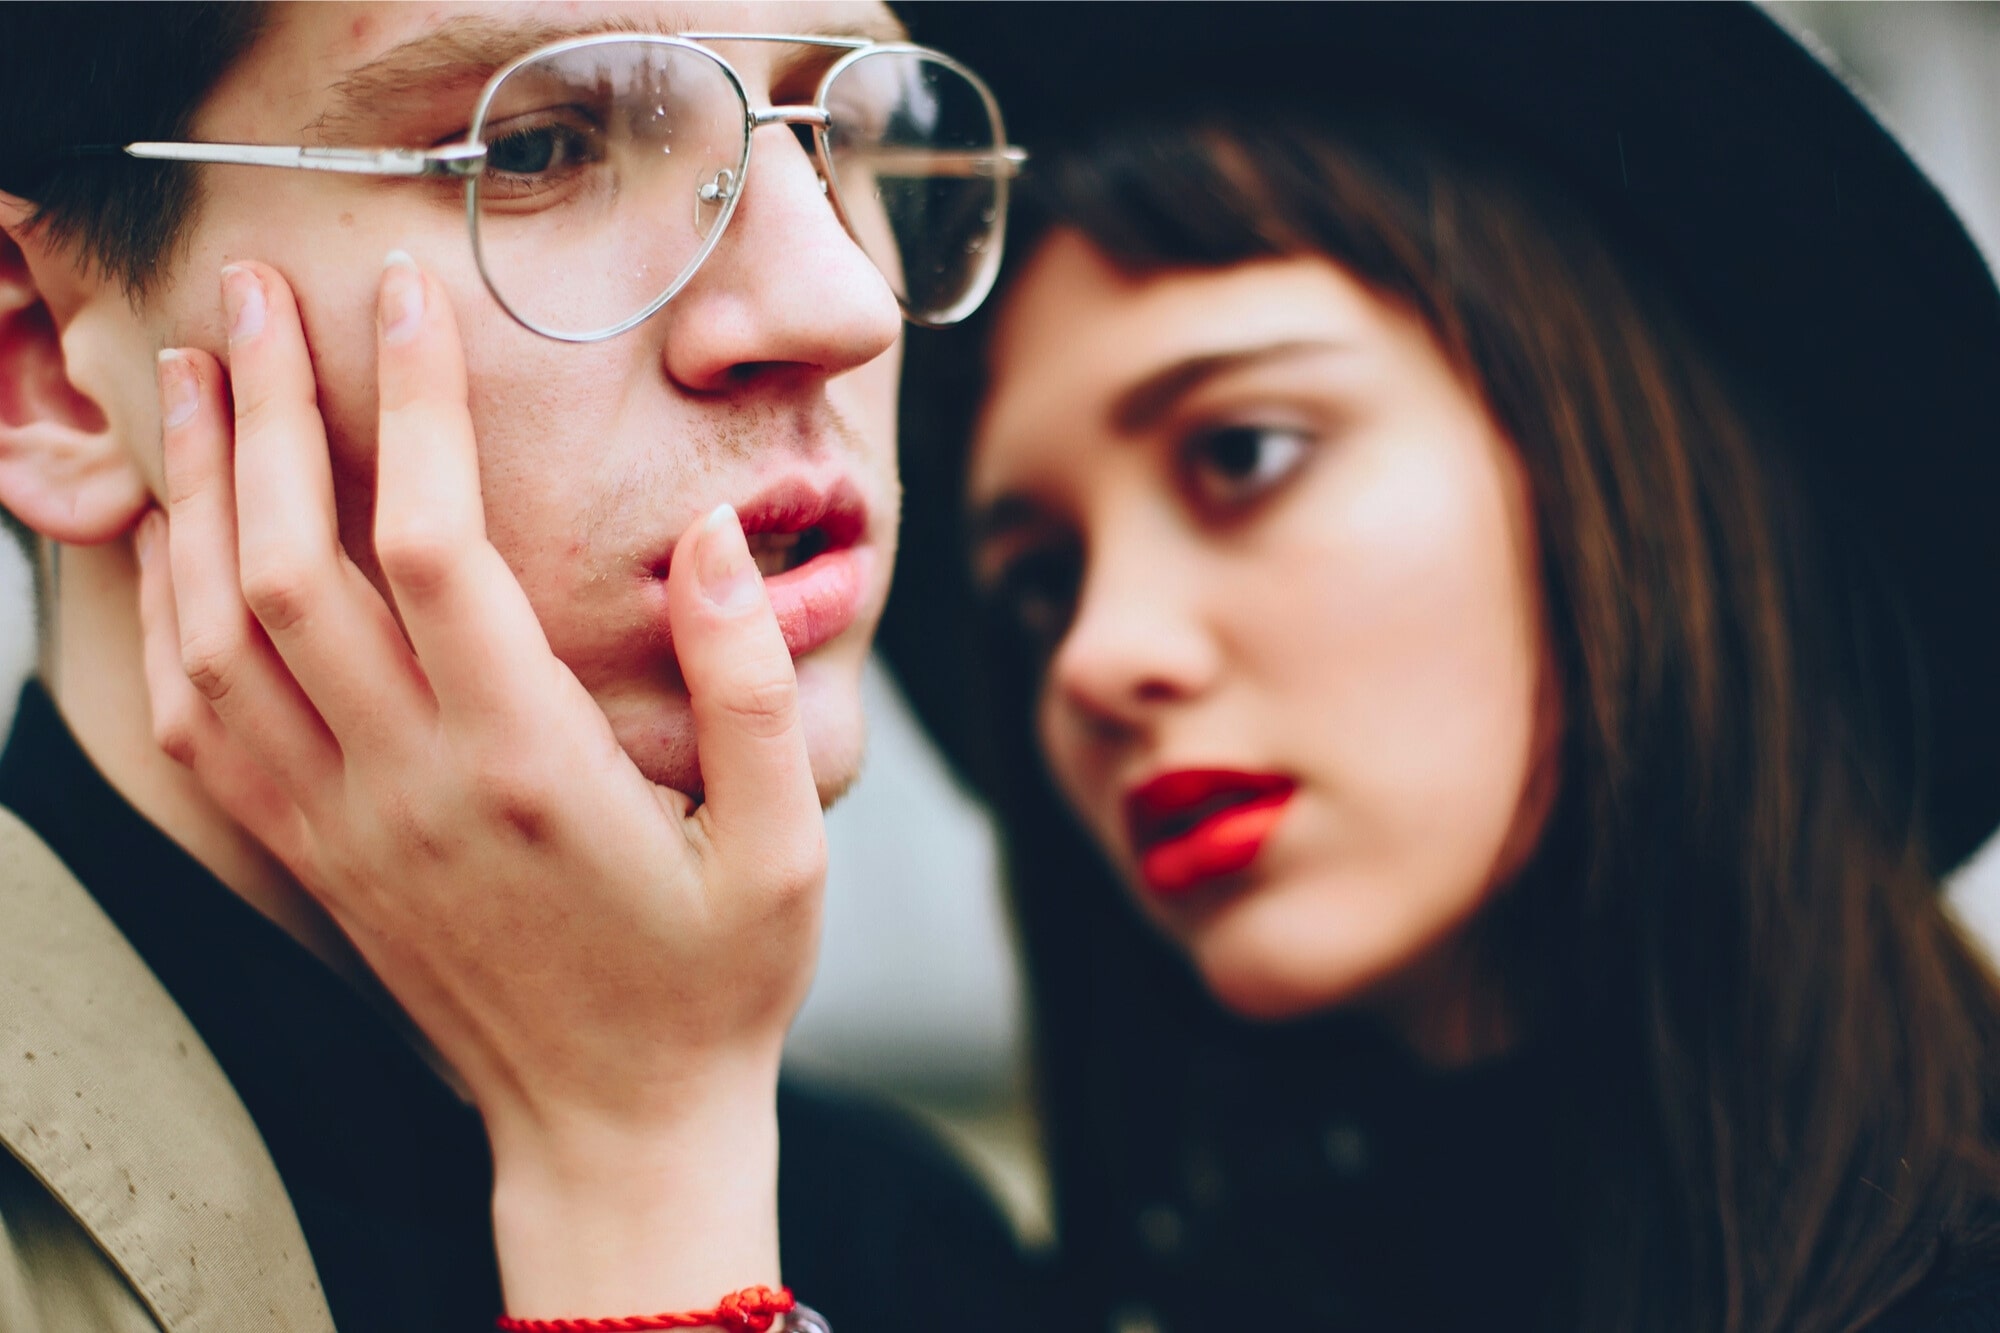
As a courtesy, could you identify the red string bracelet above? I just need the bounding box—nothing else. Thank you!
[495,1284,796,1333]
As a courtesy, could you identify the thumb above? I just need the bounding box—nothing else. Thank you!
[664,504,823,859]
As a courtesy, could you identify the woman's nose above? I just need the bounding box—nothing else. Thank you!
[1047,545,1222,734]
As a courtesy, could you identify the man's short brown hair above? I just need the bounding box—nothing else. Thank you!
[1,2,267,295]
[0,2,266,557]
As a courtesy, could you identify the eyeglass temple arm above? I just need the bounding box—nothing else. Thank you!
[123,139,1027,180]
[123,141,487,178]
[842,145,1029,180]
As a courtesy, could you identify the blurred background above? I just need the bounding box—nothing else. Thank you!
[1,0,1996,1250]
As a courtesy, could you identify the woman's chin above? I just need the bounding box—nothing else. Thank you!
[1177,876,1454,1024]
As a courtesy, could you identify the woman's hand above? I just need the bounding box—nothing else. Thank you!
[134,255,818,1319]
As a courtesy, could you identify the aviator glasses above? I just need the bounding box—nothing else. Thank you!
[123,33,1026,341]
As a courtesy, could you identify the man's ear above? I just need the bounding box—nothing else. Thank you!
[0,195,149,545]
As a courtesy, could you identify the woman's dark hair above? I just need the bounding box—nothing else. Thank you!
[889,108,2000,1332]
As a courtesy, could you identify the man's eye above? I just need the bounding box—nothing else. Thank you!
[483,116,602,180]
[984,546,1080,660]
[1181,424,1312,509]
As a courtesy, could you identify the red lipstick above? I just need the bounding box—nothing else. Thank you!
[1123,770,1296,899]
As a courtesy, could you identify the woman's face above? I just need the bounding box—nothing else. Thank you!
[968,231,1557,1029]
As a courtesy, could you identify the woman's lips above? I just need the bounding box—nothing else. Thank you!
[1124,770,1297,899]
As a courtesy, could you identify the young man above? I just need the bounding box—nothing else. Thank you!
[0,5,1025,1330]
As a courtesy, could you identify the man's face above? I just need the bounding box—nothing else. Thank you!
[130,1,908,802]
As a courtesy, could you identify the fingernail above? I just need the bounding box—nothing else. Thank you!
[157,350,198,429]
[221,265,264,342]
[697,504,762,613]
[380,251,423,345]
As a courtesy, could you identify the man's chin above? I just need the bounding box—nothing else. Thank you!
[814,763,861,811]
[622,734,863,809]
[607,679,866,809]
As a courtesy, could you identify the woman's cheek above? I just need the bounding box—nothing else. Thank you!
[1244,451,1543,888]
[1036,692,1105,843]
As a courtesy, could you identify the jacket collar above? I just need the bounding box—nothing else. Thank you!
[0,805,332,1331]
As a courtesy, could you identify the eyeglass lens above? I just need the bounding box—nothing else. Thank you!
[821,48,1007,327]
[468,40,1008,340]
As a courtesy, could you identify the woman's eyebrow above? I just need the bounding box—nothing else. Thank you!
[969,339,1351,550]
[1110,339,1348,434]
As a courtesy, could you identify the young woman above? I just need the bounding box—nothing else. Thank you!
[875,5,2000,1331]
[133,5,2000,1332]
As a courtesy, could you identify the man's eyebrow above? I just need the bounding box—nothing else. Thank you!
[1109,339,1348,434]
[312,10,911,144]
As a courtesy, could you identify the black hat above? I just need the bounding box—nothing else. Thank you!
[887,1,2000,874]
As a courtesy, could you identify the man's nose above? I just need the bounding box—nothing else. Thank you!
[656,114,902,392]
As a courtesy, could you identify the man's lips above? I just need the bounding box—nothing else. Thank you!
[1123,770,1297,899]
[652,476,874,659]
[735,476,868,553]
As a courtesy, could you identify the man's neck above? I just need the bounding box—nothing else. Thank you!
[47,537,371,982]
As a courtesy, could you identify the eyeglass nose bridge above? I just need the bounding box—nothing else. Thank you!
[749,106,833,131]
[695,106,835,229]
[699,105,835,211]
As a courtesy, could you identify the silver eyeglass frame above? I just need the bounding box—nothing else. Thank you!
[125,32,1027,342]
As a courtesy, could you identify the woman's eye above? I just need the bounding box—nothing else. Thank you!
[1181,424,1313,509]
[985,546,1081,659]
[482,116,601,180]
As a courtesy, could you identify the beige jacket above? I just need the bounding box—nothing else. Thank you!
[0,806,333,1331]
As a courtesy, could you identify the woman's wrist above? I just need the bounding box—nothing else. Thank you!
[489,1078,783,1323]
